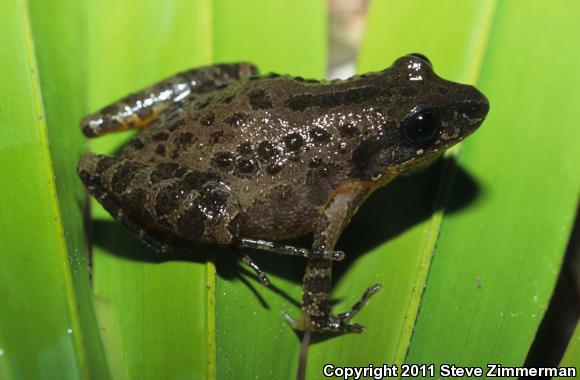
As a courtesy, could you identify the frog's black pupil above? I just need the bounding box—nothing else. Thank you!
[403,109,439,144]
[410,53,432,67]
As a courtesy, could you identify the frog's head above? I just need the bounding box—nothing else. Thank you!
[352,54,489,181]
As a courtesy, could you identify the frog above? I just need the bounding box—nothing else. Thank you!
[77,54,489,333]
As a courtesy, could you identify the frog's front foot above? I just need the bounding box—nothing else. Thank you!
[284,283,382,334]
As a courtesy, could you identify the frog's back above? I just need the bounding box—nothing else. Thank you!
[121,74,386,239]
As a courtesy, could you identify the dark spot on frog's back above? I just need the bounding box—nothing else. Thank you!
[225,112,247,127]
[199,186,229,214]
[150,163,179,183]
[210,131,223,144]
[212,152,235,169]
[284,132,305,151]
[267,160,285,175]
[236,158,257,174]
[155,181,191,217]
[156,162,179,176]
[248,89,272,110]
[155,144,166,156]
[183,170,221,189]
[129,137,145,150]
[309,127,331,143]
[111,161,140,193]
[122,187,147,211]
[178,132,193,145]
[237,142,253,155]
[200,113,215,126]
[152,131,169,141]
[257,141,278,160]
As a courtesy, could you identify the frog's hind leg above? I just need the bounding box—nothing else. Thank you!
[77,153,177,253]
[77,152,241,253]
[81,62,258,137]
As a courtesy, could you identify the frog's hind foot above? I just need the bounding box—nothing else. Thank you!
[337,283,381,323]
[283,312,366,334]
[239,238,345,261]
[285,283,382,334]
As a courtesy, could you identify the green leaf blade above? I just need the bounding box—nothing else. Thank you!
[306,1,496,375]
[407,0,580,367]
[27,0,111,377]
[0,0,94,378]
[213,0,326,77]
[85,1,215,378]
[212,1,327,378]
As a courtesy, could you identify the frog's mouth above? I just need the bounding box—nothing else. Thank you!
[394,149,444,176]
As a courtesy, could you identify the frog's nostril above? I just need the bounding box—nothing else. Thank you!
[458,100,489,121]
[460,86,489,121]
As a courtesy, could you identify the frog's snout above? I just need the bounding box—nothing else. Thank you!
[469,85,489,118]
[458,85,490,129]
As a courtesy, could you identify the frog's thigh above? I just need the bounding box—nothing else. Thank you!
[77,153,240,249]
[81,62,258,137]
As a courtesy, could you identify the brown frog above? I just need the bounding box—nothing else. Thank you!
[78,54,489,333]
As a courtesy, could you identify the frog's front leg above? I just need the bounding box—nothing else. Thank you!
[238,238,345,261]
[287,184,381,333]
[81,62,257,137]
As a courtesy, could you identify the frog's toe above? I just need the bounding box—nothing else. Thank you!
[282,311,299,329]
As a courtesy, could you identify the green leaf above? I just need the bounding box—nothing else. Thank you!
[85,0,214,378]
[407,0,580,366]
[307,0,579,374]
[85,1,327,379]
[3,0,578,378]
[0,0,107,378]
[212,1,327,378]
[305,1,496,375]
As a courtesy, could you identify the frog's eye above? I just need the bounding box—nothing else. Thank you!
[409,53,432,67]
[402,108,439,144]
